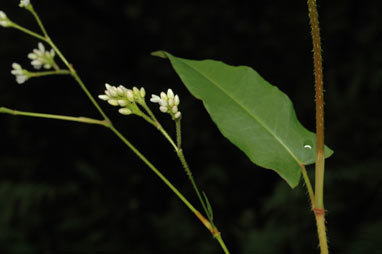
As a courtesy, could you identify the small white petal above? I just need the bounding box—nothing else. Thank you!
[117,87,125,96]
[43,63,51,69]
[159,99,167,107]
[50,49,55,57]
[126,90,134,102]
[16,75,27,84]
[107,99,119,106]
[140,87,145,98]
[98,95,109,101]
[167,89,174,99]
[38,42,45,52]
[150,94,161,103]
[105,90,111,97]
[0,11,7,19]
[119,108,132,115]
[31,60,42,69]
[159,106,168,113]
[160,92,167,101]
[119,85,128,91]
[118,100,128,106]
[20,0,30,7]
[174,95,180,106]
[171,106,178,113]
[0,21,10,27]
[174,111,181,119]
[304,145,312,149]
[11,69,23,75]
[105,83,112,90]
[12,63,22,70]
[11,70,19,75]
[167,98,174,107]
[133,86,140,95]
[109,87,118,97]
[28,53,37,59]
[31,59,41,65]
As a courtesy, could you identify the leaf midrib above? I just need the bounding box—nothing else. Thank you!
[179,58,302,165]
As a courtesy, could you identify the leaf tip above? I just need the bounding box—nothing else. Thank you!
[151,51,169,59]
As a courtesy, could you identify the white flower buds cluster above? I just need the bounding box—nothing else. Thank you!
[19,0,31,8]
[28,43,56,70]
[150,89,181,119]
[0,11,11,27]
[98,83,146,115]
[11,63,29,84]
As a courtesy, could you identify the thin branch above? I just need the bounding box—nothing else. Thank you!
[0,107,110,127]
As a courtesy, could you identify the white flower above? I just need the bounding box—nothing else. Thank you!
[98,83,146,116]
[150,89,181,119]
[0,11,11,27]
[11,63,28,84]
[27,42,56,70]
[19,0,30,8]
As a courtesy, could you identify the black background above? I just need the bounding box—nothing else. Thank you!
[0,0,381,253]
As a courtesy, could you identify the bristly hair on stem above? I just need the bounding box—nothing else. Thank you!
[307,0,328,254]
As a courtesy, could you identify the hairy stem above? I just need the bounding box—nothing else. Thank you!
[315,212,329,254]
[307,0,328,253]
[175,119,212,222]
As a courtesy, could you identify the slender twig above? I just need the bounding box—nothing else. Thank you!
[307,0,328,253]
[140,102,179,151]
[29,5,49,38]
[0,107,110,127]
[29,70,71,77]
[140,106,216,229]
[174,119,213,223]
[10,22,45,41]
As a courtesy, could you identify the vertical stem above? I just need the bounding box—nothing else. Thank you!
[315,211,329,254]
[307,0,328,253]
[308,0,325,209]
[175,119,213,226]
[176,119,182,148]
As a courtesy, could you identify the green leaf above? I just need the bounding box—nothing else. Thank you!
[153,51,333,188]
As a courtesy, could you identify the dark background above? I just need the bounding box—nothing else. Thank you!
[1,0,381,253]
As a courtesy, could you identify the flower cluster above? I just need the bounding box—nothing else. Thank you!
[28,43,56,70]
[150,89,181,119]
[98,83,146,115]
[11,63,29,84]
[0,11,11,27]
[19,0,31,8]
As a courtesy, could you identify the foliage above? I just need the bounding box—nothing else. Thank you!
[153,51,333,187]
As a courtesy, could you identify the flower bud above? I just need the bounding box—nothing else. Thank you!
[150,89,182,120]
[119,108,132,115]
